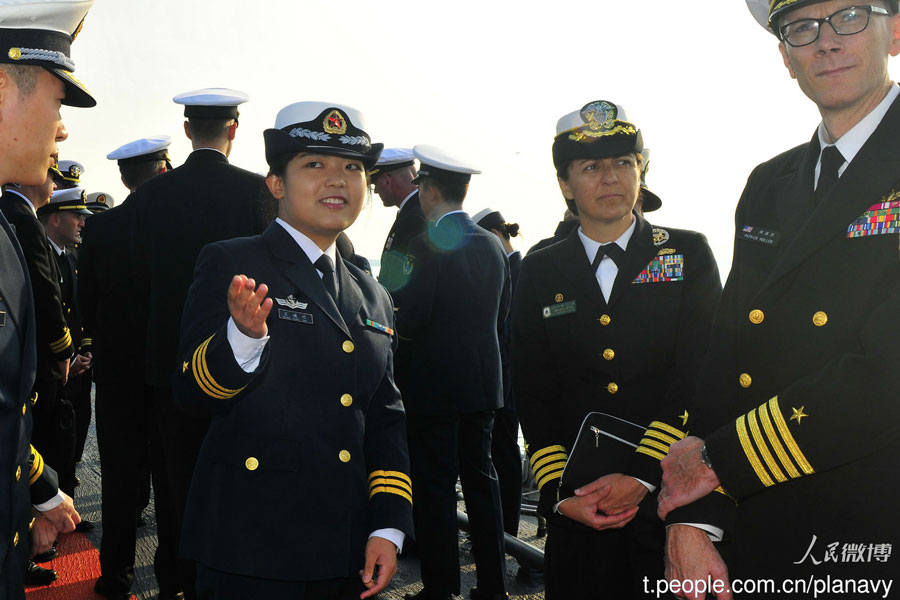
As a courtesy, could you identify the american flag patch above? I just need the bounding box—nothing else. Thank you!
[847,200,900,238]
[633,254,684,284]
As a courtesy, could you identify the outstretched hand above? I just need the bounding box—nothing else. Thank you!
[227,275,272,339]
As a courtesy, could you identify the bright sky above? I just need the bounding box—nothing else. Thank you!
[59,1,900,277]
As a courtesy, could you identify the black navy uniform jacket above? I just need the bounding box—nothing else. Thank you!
[0,211,58,599]
[393,212,511,415]
[132,149,267,387]
[512,213,721,517]
[0,191,73,376]
[52,246,83,353]
[681,91,900,581]
[174,222,413,581]
[378,192,427,295]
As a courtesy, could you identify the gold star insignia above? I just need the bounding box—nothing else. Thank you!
[182,361,189,373]
[679,410,689,426]
[790,406,808,424]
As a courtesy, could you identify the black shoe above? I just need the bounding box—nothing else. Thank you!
[24,561,58,586]
[94,576,131,600]
[404,590,453,600]
[470,588,509,600]
[74,519,95,532]
[32,539,58,562]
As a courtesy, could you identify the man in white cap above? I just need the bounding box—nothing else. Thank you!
[393,145,510,600]
[658,1,900,597]
[0,5,94,592]
[80,135,178,600]
[129,88,267,600]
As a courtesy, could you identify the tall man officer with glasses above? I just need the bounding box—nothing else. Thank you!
[656,1,900,597]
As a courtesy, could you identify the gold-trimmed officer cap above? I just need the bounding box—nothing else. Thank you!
[370,147,415,180]
[107,135,172,168]
[0,0,96,107]
[263,101,383,170]
[37,186,91,216]
[746,0,899,33]
[54,159,83,187]
[639,148,662,213]
[85,191,113,212]
[410,145,480,185]
[552,100,644,175]
[173,87,248,120]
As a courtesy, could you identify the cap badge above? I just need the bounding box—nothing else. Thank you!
[569,100,637,143]
[97,194,107,205]
[323,110,347,135]
[276,295,308,310]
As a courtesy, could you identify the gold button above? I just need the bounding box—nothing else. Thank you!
[21,403,26,416]
[15,466,21,482]
[8,48,21,61]
[339,450,351,463]
[607,382,618,394]
[812,311,828,327]
[599,314,611,326]
[739,373,752,388]
[244,457,259,471]
[749,309,764,324]
[28,518,34,531]
[602,348,615,361]
[342,340,355,353]
[340,393,353,407]
[13,532,18,547]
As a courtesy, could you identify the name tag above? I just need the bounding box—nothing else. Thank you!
[278,309,313,325]
[739,225,781,246]
[542,300,576,319]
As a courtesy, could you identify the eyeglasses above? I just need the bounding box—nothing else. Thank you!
[779,5,890,47]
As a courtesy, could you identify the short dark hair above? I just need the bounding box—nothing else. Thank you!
[1,64,38,97]
[421,177,468,204]
[186,117,234,145]
[120,160,166,191]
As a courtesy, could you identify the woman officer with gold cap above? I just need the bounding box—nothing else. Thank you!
[172,102,413,599]
[511,100,722,598]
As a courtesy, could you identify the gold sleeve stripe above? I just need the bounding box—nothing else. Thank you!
[639,438,670,453]
[49,328,72,353]
[536,465,565,490]
[29,448,44,484]
[192,335,245,400]
[368,470,411,486]
[748,409,787,483]
[648,421,687,440]
[643,429,678,445]
[530,444,567,466]
[713,486,735,501]
[635,446,666,461]
[369,486,413,504]
[736,414,775,487]
[81,337,92,345]
[534,459,566,483]
[531,452,567,475]
[369,477,412,495]
[769,397,814,475]
[758,402,801,478]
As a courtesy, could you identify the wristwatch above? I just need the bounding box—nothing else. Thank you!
[700,445,714,470]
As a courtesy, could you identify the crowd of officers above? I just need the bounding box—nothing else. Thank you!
[4,0,900,599]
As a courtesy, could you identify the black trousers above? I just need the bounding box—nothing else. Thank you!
[30,375,76,495]
[544,502,668,600]
[153,384,211,600]
[63,369,93,464]
[490,407,522,537]
[406,410,506,597]
[196,564,367,600]
[95,375,178,596]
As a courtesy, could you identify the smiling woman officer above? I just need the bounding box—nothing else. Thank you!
[512,100,722,598]
[173,102,413,600]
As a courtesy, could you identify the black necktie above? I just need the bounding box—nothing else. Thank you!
[816,145,845,201]
[591,243,624,273]
[314,254,338,301]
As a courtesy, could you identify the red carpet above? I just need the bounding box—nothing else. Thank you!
[25,531,131,600]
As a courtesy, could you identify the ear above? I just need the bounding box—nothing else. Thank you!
[0,68,10,116]
[778,41,798,79]
[226,121,238,141]
[266,173,284,200]
[888,12,900,57]
[557,175,573,201]
[183,121,192,140]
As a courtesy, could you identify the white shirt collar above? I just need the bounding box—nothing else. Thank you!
[398,189,417,212]
[48,238,64,256]
[815,83,900,182]
[435,209,466,226]
[275,217,337,270]
[577,216,637,264]
[6,189,36,215]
